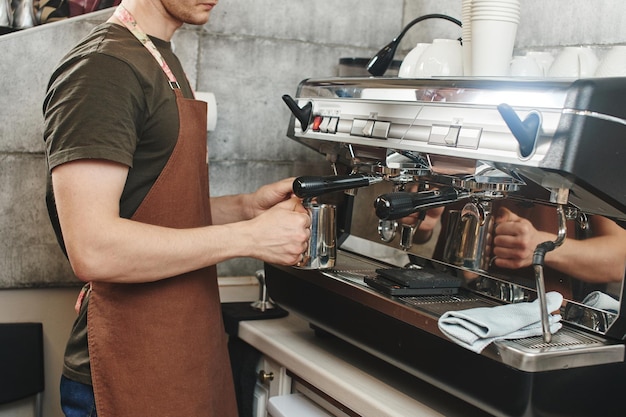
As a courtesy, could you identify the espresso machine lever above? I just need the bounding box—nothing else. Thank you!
[497,103,541,158]
[282,94,313,131]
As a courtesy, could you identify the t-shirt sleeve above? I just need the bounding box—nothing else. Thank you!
[43,52,145,171]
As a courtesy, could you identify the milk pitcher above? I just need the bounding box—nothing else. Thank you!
[297,202,336,270]
[444,200,495,272]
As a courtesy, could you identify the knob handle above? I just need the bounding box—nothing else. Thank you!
[497,103,540,158]
[282,94,313,131]
[258,370,274,384]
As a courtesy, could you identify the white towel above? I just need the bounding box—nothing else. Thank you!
[438,292,563,353]
[583,291,620,313]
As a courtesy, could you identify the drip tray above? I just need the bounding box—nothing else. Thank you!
[321,265,624,372]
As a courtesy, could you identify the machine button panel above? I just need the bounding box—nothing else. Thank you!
[351,118,390,139]
[319,117,331,133]
[312,115,340,134]
[428,124,481,149]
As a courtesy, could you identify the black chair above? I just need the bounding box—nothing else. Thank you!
[0,322,44,417]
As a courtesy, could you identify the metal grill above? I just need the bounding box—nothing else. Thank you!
[512,330,603,350]
[399,293,493,315]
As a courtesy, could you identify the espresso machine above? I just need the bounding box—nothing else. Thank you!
[266,76,626,417]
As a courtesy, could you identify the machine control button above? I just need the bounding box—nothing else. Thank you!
[327,117,339,134]
[372,121,391,139]
[457,127,483,149]
[428,124,454,145]
[362,119,375,137]
[350,119,368,136]
[312,116,323,132]
[428,124,464,146]
[319,116,331,133]
[444,125,460,145]
[350,118,390,138]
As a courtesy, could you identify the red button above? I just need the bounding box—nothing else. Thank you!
[312,116,323,131]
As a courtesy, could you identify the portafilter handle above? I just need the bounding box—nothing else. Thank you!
[293,174,382,200]
[374,187,467,220]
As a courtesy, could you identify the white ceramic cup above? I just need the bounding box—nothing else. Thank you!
[398,43,431,78]
[471,18,519,76]
[413,39,463,77]
[548,47,599,78]
[595,45,626,77]
[510,56,543,77]
[525,51,554,76]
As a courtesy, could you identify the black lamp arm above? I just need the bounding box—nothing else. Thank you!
[395,14,462,44]
[367,13,462,76]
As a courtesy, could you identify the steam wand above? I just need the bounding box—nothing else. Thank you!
[532,203,567,343]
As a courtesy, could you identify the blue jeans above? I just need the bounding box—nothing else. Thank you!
[60,375,97,417]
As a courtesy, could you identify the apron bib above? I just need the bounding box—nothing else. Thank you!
[87,6,238,416]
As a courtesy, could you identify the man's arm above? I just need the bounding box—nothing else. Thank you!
[209,177,297,225]
[52,160,310,284]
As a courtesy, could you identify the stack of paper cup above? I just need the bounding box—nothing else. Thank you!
[461,0,472,75]
[471,0,520,76]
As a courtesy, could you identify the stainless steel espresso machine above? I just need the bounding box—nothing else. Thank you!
[265,77,626,417]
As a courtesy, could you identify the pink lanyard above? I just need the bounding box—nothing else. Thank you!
[114,5,181,90]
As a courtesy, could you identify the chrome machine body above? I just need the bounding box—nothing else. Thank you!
[266,77,626,417]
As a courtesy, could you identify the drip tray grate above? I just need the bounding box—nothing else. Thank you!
[399,293,494,315]
[512,331,603,350]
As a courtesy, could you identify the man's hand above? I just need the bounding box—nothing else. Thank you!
[492,207,552,269]
[246,196,311,265]
[248,178,304,218]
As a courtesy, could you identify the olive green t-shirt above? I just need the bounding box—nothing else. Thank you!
[43,22,195,385]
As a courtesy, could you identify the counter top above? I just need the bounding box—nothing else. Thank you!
[238,313,491,417]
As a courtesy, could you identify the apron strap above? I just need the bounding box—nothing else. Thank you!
[114,5,181,89]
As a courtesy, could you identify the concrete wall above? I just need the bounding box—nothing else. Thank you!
[1,0,625,416]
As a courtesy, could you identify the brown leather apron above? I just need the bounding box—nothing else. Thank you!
[86,14,238,414]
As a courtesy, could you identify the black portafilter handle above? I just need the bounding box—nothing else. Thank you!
[293,174,375,199]
[374,187,465,220]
